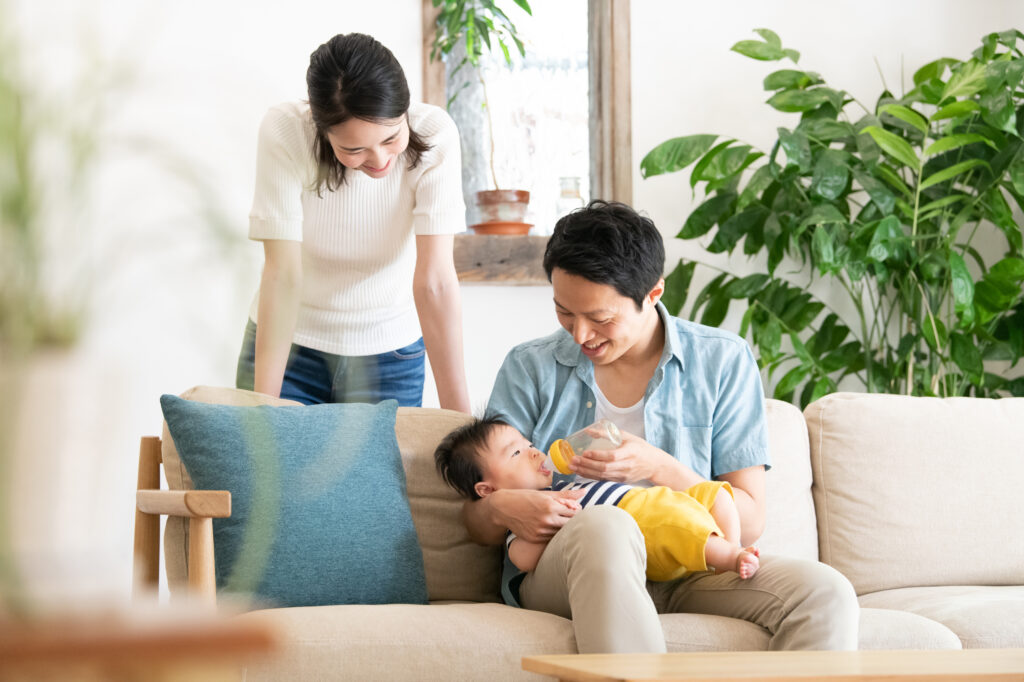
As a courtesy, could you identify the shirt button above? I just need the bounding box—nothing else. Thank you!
[586,401,593,408]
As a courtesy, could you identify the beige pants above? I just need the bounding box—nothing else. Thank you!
[518,505,859,653]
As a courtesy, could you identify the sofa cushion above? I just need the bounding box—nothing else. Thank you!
[756,399,818,561]
[661,613,769,651]
[235,602,575,681]
[162,386,301,592]
[857,607,961,650]
[859,586,1024,649]
[805,392,1024,594]
[395,407,504,603]
[160,394,428,608]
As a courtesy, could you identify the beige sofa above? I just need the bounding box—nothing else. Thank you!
[144,387,1024,680]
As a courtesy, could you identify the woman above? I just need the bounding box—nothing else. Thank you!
[237,33,470,411]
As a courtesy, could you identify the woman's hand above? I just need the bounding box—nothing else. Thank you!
[487,488,584,543]
[571,430,695,487]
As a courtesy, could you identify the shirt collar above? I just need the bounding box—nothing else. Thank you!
[550,301,686,372]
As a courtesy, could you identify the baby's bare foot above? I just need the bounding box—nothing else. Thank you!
[736,546,760,579]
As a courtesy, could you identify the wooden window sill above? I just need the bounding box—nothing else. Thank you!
[454,233,549,285]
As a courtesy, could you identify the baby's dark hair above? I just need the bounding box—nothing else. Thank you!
[434,417,508,500]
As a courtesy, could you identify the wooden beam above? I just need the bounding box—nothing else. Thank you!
[137,490,232,519]
[421,0,446,107]
[454,233,549,285]
[132,436,162,598]
[588,0,632,205]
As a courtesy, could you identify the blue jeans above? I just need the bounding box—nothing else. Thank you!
[235,320,425,406]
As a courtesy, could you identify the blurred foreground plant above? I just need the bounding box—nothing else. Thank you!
[643,29,1024,406]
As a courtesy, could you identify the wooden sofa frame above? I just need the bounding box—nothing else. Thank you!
[132,435,230,603]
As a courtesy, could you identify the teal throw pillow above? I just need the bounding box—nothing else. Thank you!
[159,395,427,608]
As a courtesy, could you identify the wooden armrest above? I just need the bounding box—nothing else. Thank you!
[137,490,231,518]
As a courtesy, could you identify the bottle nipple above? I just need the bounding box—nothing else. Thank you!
[548,439,575,474]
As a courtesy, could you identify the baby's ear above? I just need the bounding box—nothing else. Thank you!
[474,481,495,498]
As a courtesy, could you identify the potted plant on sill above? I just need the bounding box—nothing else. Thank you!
[430,0,534,235]
[641,29,1024,406]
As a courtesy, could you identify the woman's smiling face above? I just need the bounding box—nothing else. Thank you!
[325,115,410,179]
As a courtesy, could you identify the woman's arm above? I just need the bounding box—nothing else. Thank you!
[253,240,302,398]
[413,234,471,413]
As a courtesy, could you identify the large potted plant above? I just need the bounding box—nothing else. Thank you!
[430,0,534,235]
[642,29,1024,406]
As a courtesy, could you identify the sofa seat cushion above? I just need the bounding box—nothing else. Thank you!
[661,613,769,651]
[858,607,961,650]
[235,602,575,681]
[859,586,1024,648]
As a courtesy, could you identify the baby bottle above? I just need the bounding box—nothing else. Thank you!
[547,419,622,474]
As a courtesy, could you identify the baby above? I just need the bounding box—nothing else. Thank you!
[435,418,759,580]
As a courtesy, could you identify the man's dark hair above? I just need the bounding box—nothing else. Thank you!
[434,418,508,500]
[306,32,430,192]
[543,200,666,310]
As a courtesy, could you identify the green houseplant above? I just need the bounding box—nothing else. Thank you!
[642,29,1024,407]
[430,0,534,233]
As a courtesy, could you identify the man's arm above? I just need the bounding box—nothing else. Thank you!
[718,465,766,546]
[463,488,583,546]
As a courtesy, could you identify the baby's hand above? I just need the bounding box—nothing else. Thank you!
[555,497,581,512]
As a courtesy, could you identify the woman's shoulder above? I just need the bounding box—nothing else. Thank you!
[407,102,457,137]
[258,101,315,146]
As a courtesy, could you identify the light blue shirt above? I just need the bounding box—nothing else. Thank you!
[485,302,770,605]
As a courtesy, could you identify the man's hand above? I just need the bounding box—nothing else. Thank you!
[490,488,584,543]
[570,431,677,483]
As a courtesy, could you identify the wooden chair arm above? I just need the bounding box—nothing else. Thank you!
[136,490,231,518]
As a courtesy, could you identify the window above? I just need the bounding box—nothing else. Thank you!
[422,0,631,282]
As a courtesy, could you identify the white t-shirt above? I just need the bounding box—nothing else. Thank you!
[247,101,466,356]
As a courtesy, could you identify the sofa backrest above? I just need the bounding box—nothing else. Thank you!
[160,387,501,604]
[757,399,819,561]
[804,392,1024,595]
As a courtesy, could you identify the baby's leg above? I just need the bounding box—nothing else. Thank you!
[704,537,760,579]
[708,486,741,545]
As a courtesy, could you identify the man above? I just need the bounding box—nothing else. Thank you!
[463,200,858,653]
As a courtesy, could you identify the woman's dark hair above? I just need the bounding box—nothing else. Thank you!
[434,418,508,501]
[543,200,666,310]
[306,33,431,192]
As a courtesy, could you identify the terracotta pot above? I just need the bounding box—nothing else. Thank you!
[476,189,530,223]
[469,221,533,235]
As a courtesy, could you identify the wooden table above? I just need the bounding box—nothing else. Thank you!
[0,609,277,681]
[522,649,1024,681]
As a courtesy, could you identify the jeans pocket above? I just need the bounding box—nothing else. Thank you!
[390,337,426,360]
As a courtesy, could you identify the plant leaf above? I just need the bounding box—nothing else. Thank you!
[811,149,850,200]
[767,88,831,113]
[863,125,920,169]
[942,61,988,100]
[662,260,697,316]
[640,134,719,178]
[777,127,812,170]
[753,28,782,47]
[924,133,997,157]
[853,169,897,214]
[731,40,786,61]
[879,104,929,135]
[763,69,818,91]
[708,205,769,254]
[929,99,980,122]
[949,251,975,327]
[919,158,988,190]
[950,332,984,383]
[679,192,737,239]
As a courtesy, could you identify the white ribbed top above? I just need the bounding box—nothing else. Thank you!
[246,101,465,356]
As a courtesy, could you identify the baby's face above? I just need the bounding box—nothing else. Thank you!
[480,425,553,491]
